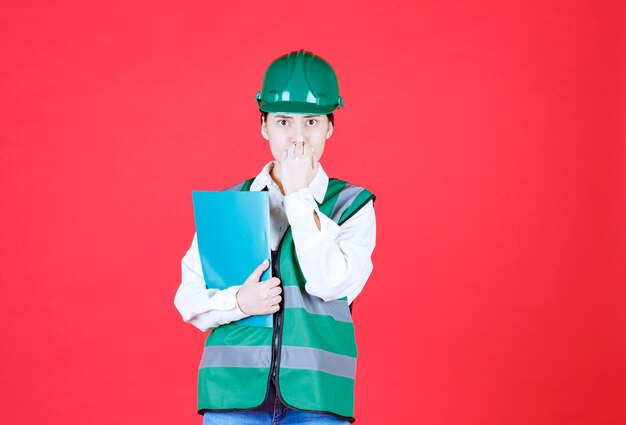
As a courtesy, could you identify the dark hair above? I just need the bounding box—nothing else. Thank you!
[260,111,334,127]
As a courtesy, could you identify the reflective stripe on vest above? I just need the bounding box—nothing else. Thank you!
[330,183,363,223]
[282,286,352,323]
[200,345,272,368]
[200,345,356,380]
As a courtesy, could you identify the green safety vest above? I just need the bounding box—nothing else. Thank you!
[197,177,375,422]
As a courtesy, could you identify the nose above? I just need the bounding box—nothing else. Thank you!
[292,122,306,144]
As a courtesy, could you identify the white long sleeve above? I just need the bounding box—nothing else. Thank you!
[174,233,249,331]
[283,188,376,303]
[174,161,376,331]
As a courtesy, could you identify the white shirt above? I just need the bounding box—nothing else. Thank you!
[174,162,376,331]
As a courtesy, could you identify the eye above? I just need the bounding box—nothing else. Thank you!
[306,119,318,126]
[277,119,289,126]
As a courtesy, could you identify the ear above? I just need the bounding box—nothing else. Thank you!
[326,121,334,139]
[261,118,269,140]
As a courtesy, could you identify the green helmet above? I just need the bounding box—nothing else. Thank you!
[256,49,344,114]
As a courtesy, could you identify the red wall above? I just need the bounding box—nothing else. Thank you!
[1,1,625,424]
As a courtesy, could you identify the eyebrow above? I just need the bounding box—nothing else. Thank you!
[274,114,321,119]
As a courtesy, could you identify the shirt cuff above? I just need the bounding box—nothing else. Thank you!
[211,285,249,318]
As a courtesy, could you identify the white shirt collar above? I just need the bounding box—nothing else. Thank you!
[249,161,329,203]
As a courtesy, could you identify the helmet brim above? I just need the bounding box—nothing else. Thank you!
[258,101,339,115]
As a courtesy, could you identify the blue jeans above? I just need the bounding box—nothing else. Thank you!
[202,385,350,425]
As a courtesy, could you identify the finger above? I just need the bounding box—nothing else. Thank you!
[292,141,306,156]
[302,144,314,168]
[262,277,280,288]
[297,143,312,167]
[311,147,319,170]
[268,286,282,297]
[249,259,270,282]
[270,295,282,305]
[268,304,280,313]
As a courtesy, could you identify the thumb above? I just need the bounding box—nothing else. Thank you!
[248,259,270,282]
[311,148,318,170]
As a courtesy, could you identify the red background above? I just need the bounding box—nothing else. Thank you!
[1,1,625,424]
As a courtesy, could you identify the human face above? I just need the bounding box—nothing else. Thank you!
[261,113,333,166]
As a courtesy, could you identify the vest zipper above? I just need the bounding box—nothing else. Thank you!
[266,230,354,422]
[268,229,288,403]
[238,182,358,421]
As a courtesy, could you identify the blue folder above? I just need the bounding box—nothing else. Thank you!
[192,191,273,328]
